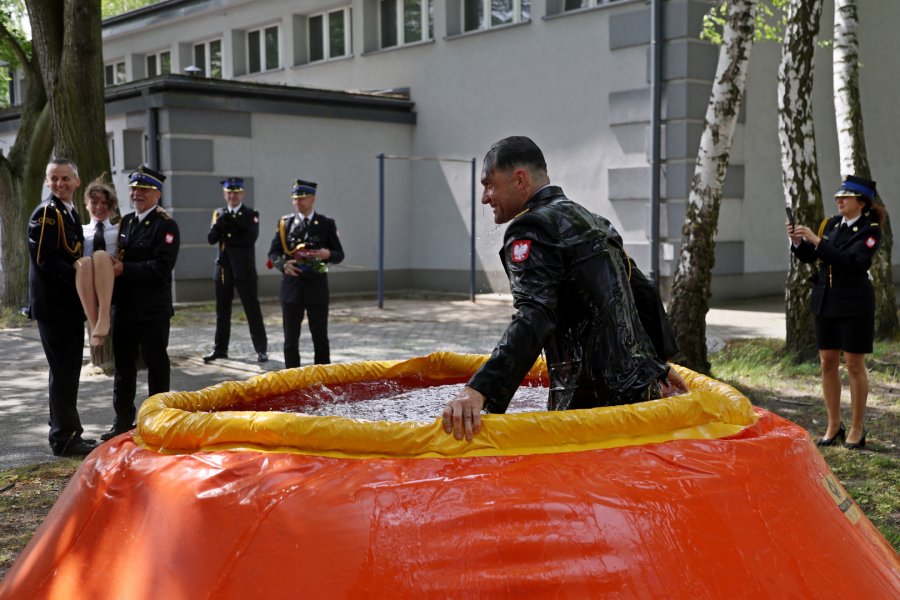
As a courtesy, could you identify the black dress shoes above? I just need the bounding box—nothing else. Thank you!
[100,423,136,441]
[843,430,866,450]
[815,423,845,447]
[52,437,97,457]
[257,352,269,363]
[203,352,228,363]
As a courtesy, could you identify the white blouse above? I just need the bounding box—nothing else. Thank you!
[82,219,119,257]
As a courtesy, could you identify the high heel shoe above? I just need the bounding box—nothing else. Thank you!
[815,423,845,447]
[843,430,866,450]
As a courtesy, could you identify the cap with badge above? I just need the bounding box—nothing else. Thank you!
[291,179,317,198]
[222,177,244,191]
[834,174,876,200]
[129,165,166,190]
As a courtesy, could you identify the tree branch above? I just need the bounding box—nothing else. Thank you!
[0,18,32,77]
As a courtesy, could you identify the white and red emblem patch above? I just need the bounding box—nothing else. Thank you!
[253,215,259,223]
[865,236,876,249]
[165,232,175,245]
[511,240,531,263]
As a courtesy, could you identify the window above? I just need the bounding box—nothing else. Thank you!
[380,0,433,48]
[308,8,351,62]
[548,0,626,15]
[107,133,116,172]
[463,0,529,32]
[104,61,126,86]
[146,51,171,78]
[247,24,280,73]
[193,39,223,78]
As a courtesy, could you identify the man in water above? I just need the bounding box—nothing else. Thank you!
[442,136,685,440]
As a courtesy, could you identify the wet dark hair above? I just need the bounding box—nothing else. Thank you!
[85,177,119,213]
[483,136,547,176]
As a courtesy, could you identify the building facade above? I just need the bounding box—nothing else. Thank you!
[2,0,897,302]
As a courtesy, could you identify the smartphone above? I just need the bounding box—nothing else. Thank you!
[785,206,795,227]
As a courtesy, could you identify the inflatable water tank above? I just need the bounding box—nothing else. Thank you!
[1,352,898,598]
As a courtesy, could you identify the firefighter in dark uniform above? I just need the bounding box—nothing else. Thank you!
[788,175,883,449]
[27,158,96,457]
[267,179,344,367]
[203,177,268,363]
[442,136,687,441]
[101,165,180,441]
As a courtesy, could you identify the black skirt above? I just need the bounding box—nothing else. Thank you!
[814,312,874,354]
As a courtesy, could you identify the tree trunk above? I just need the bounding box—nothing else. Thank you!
[669,0,757,374]
[26,0,110,211]
[779,0,825,362]
[0,23,53,309]
[833,0,899,339]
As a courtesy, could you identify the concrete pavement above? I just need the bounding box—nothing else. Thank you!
[0,294,785,469]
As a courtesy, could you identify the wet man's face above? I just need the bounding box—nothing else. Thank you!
[45,164,81,204]
[481,168,525,225]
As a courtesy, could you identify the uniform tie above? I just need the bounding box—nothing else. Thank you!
[93,221,106,252]
[293,216,309,241]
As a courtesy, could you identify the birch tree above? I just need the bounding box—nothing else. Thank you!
[780,0,824,362]
[833,0,898,338]
[669,0,758,373]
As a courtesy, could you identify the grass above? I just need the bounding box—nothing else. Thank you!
[1,338,897,579]
[710,338,899,550]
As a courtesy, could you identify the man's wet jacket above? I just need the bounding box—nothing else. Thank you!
[468,186,671,413]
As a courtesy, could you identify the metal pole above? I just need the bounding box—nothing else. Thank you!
[147,107,161,171]
[649,0,663,289]
[377,153,385,309]
[470,158,477,302]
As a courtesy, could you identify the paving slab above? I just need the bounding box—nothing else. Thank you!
[0,294,785,469]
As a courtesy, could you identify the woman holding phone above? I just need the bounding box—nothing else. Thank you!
[786,175,883,449]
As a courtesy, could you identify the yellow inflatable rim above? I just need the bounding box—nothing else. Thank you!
[135,352,758,459]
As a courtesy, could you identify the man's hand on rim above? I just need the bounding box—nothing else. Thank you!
[442,386,486,441]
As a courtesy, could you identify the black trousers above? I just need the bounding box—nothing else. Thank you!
[282,301,329,368]
[37,319,85,450]
[214,269,267,355]
[112,316,171,426]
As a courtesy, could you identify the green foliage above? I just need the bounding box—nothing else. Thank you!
[0,0,30,108]
[101,0,162,19]
[701,0,791,45]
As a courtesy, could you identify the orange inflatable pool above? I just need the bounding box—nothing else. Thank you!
[1,352,898,598]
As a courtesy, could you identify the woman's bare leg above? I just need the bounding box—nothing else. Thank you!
[75,257,98,336]
[91,250,114,342]
[843,351,868,444]
[819,349,842,440]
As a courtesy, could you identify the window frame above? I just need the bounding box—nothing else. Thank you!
[193,38,223,78]
[307,7,352,63]
[145,50,172,78]
[462,0,529,32]
[104,61,127,86]
[379,0,433,49]
[246,23,281,73]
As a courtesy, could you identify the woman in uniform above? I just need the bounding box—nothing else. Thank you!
[787,175,883,449]
[75,179,119,347]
